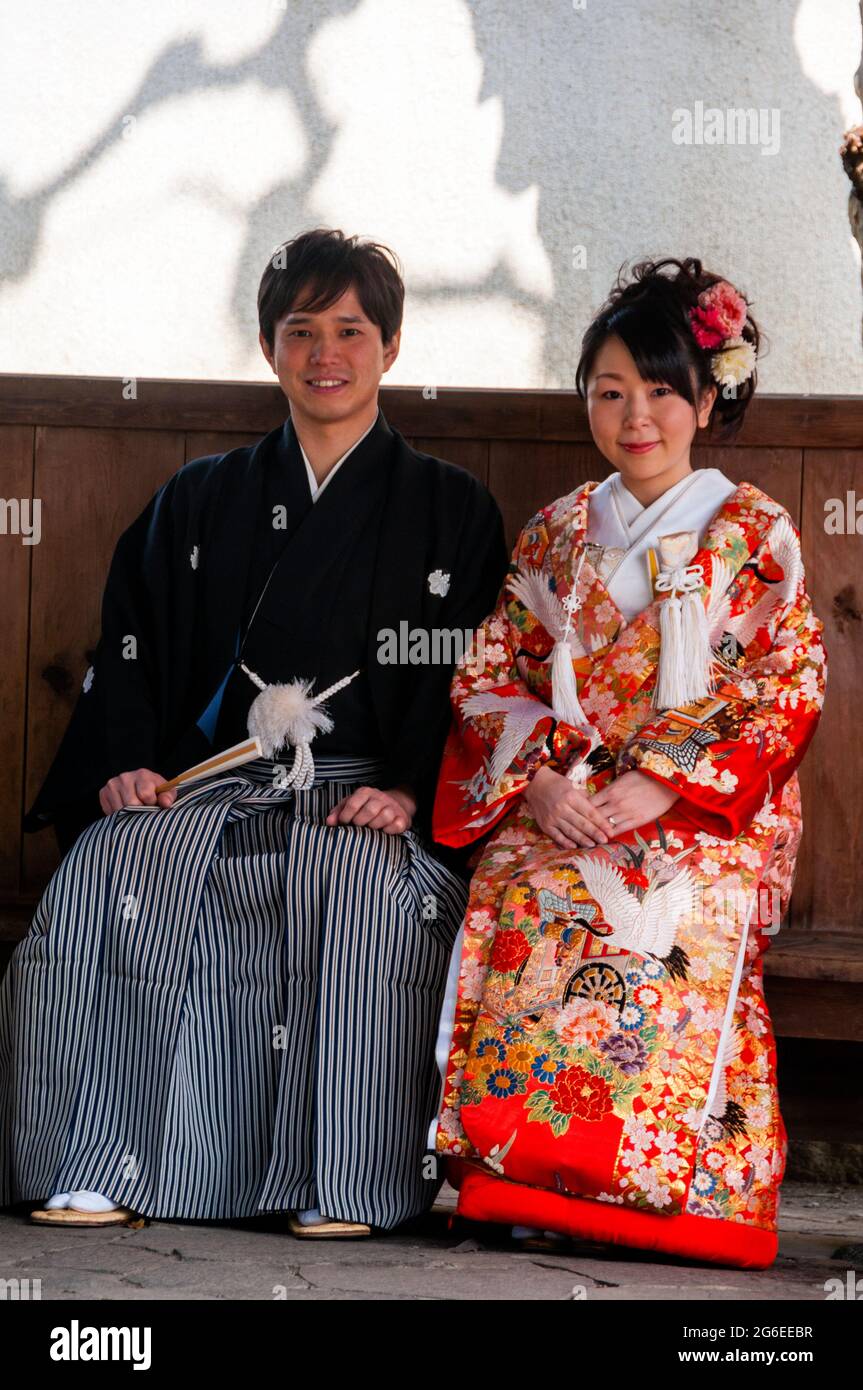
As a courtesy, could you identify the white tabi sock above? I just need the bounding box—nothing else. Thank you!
[68,1191,121,1212]
[295,1206,333,1227]
[44,1190,120,1212]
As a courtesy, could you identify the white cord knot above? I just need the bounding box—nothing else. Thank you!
[654,561,704,596]
[239,665,361,789]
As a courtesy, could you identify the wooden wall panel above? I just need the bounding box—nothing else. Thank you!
[4,377,863,449]
[792,450,863,935]
[184,432,263,465]
[692,446,802,523]
[0,426,34,896]
[22,427,185,888]
[488,442,608,551]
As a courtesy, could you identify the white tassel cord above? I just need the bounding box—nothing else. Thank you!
[652,562,716,710]
[548,549,602,786]
[550,550,593,732]
[239,664,361,788]
[550,638,590,727]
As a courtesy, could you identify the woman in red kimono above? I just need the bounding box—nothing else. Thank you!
[430,257,828,1270]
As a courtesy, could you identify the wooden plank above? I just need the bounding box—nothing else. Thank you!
[0,426,34,896]
[488,441,609,551]
[1,375,863,449]
[183,432,264,465]
[22,427,185,890]
[765,978,863,1042]
[0,375,288,437]
[692,446,802,522]
[793,450,862,935]
[764,931,863,983]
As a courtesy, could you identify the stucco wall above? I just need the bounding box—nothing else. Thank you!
[1,0,860,390]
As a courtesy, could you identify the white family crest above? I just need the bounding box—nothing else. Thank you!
[427,568,450,597]
[190,545,199,570]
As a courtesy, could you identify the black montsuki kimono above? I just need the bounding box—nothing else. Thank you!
[3,410,509,1228]
[24,407,508,853]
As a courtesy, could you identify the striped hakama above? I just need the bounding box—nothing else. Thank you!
[0,756,468,1228]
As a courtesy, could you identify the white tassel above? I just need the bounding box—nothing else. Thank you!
[653,592,686,708]
[683,591,715,692]
[240,664,361,787]
[550,551,593,733]
[651,532,715,710]
[550,551,600,786]
[551,638,592,729]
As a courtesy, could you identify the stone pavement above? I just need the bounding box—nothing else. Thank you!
[1,1180,861,1301]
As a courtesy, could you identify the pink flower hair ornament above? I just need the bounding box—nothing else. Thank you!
[688,279,756,389]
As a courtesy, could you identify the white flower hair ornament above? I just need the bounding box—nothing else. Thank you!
[710,338,757,390]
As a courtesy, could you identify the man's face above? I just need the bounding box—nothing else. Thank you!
[260,283,400,427]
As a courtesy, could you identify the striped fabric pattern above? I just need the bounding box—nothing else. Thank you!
[0,757,468,1229]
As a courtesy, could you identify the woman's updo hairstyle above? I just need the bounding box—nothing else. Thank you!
[575,256,762,441]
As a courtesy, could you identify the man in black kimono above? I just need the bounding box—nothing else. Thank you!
[2,229,507,1236]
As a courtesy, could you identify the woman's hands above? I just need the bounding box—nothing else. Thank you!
[523,766,615,849]
[325,783,416,834]
[524,766,679,848]
[590,769,680,834]
[99,769,177,814]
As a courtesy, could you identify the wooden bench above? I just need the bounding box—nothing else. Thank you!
[1,377,859,1041]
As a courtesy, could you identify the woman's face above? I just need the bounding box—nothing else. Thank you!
[585,335,716,502]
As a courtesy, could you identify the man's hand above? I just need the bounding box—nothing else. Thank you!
[524,765,616,849]
[99,769,177,815]
[325,784,416,834]
[590,769,680,834]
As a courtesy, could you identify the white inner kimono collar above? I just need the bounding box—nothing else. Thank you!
[585,467,739,621]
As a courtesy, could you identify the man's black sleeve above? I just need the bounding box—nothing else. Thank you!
[384,479,508,840]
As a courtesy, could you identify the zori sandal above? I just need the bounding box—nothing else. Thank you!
[286,1211,372,1238]
[30,1204,137,1227]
